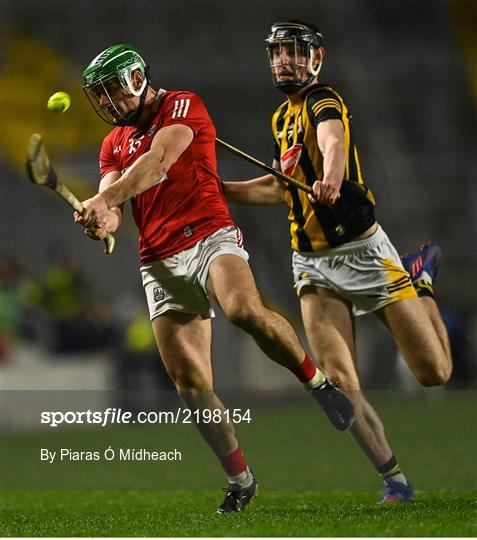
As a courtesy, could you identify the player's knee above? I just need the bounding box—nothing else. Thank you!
[415,363,451,387]
[225,301,264,331]
[411,354,452,386]
[168,367,210,392]
[177,386,213,408]
[323,364,360,392]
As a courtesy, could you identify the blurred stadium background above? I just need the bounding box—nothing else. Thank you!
[1,0,476,493]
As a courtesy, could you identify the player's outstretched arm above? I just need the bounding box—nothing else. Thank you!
[80,124,194,225]
[312,119,346,205]
[223,160,285,206]
[223,174,285,205]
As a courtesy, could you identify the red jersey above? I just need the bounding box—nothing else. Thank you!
[99,90,234,263]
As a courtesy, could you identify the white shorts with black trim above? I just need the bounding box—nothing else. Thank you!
[292,225,417,316]
[141,226,249,320]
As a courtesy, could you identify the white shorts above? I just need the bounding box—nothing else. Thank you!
[141,226,249,320]
[292,225,417,316]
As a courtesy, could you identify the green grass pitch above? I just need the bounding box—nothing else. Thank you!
[1,391,476,536]
[1,490,476,537]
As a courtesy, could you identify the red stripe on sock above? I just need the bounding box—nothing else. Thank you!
[219,446,247,477]
[289,354,318,383]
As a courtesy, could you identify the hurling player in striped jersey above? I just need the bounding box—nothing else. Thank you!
[76,43,355,513]
[223,21,453,504]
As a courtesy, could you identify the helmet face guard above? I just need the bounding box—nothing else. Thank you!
[82,45,149,126]
[266,22,324,95]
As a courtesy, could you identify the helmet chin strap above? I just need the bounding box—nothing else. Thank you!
[309,59,322,78]
[116,66,150,126]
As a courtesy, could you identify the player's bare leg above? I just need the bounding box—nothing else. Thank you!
[420,296,452,359]
[207,254,314,369]
[206,254,355,431]
[300,287,392,462]
[300,286,412,502]
[152,310,257,513]
[376,296,452,386]
[151,311,239,456]
[392,240,452,385]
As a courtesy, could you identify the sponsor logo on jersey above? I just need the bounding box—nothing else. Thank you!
[286,117,303,145]
[113,145,122,154]
[280,144,303,176]
[183,226,193,238]
[128,135,145,154]
[153,284,165,302]
[276,117,303,145]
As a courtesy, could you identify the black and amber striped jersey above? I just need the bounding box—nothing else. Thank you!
[272,83,376,252]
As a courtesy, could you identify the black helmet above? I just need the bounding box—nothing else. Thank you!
[265,21,324,95]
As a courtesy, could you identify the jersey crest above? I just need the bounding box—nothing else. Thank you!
[280,143,302,176]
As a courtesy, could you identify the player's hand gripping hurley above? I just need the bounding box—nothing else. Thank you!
[26,133,115,254]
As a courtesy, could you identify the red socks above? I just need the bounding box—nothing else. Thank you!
[219,446,247,477]
[289,354,318,383]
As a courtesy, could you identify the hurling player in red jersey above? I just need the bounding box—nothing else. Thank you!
[77,44,354,513]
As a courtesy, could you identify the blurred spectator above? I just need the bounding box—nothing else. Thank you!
[22,251,112,354]
[113,297,175,411]
[0,256,27,362]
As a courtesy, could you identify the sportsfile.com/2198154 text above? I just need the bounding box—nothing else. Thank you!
[40,408,252,428]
